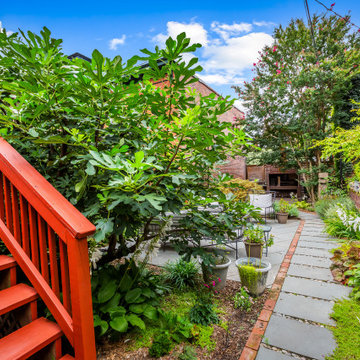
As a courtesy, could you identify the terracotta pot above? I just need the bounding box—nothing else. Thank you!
[277,212,289,224]
[244,242,263,259]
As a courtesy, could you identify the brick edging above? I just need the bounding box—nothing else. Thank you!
[239,220,305,360]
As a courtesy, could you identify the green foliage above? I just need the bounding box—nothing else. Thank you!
[331,241,360,298]
[0,27,252,263]
[191,324,216,352]
[273,199,291,214]
[315,196,355,219]
[233,287,253,311]
[220,178,264,201]
[92,263,165,338]
[294,200,314,212]
[237,265,260,296]
[189,296,219,326]
[234,14,360,203]
[344,264,360,300]
[316,101,360,182]
[149,332,173,358]
[163,258,199,290]
[243,224,265,244]
[327,298,360,360]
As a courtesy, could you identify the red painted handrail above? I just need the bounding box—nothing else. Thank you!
[0,138,97,360]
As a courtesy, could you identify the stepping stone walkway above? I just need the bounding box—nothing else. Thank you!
[255,212,351,360]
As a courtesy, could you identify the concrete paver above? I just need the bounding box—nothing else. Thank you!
[287,263,334,282]
[291,254,332,268]
[282,273,351,300]
[263,314,336,360]
[274,292,335,325]
[256,345,294,360]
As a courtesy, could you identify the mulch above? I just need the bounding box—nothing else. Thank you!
[96,279,269,360]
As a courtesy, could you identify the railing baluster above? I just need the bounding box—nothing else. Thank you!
[47,225,60,298]
[59,241,71,314]
[29,204,39,269]
[38,214,49,283]
[3,175,13,233]
[19,195,30,256]
[0,138,97,359]
[0,174,5,221]
[11,184,21,244]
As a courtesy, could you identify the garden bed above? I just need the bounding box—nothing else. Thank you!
[96,279,269,360]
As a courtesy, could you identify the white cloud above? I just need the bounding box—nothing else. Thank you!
[0,21,14,36]
[153,21,208,47]
[152,20,274,90]
[211,21,252,39]
[203,32,273,73]
[109,35,126,50]
[253,21,276,27]
[197,73,245,86]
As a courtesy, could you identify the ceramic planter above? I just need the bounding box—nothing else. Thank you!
[201,258,231,290]
[235,257,271,296]
[244,241,263,259]
[277,212,289,224]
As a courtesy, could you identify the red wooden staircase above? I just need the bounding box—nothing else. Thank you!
[0,138,97,359]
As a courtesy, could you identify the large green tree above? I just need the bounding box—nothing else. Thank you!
[0,28,253,263]
[234,14,360,202]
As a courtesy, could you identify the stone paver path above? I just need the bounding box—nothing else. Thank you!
[256,212,351,360]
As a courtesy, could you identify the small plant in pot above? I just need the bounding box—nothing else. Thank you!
[236,225,273,296]
[275,199,291,224]
[243,225,267,259]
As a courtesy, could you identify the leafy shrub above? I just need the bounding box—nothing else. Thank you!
[220,178,264,201]
[315,196,355,219]
[92,263,163,338]
[331,241,360,284]
[273,199,298,217]
[233,287,253,311]
[149,332,173,358]
[157,309,194,343]
[294,200,314,212]
[345,264,360,300]
[189,297,219,326]
[163,258,199,290]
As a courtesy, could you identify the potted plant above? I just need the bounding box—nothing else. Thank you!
[274,198,291,224]
[200,250,231,290]
[243,225,267,258]
[235,257,271,296]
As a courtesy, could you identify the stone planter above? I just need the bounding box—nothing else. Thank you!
[235,257,271,296]
[201,258,231,290]
[244,242,263,259]
[277,212,289,224]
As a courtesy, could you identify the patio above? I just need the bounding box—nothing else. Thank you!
[146,216,301,288]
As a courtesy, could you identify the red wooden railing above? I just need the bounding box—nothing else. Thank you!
[0,137,96,359]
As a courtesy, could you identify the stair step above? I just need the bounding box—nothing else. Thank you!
[0,317,62,360]
[60,355,75,360]
[0,255,16,271]
[0,283,38,316]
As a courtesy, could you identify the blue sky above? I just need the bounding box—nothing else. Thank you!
[1,0,360,107]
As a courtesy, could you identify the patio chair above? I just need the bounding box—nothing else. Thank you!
[248,192,276,224]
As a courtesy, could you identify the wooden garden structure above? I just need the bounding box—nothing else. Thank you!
[0,138,96,359]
